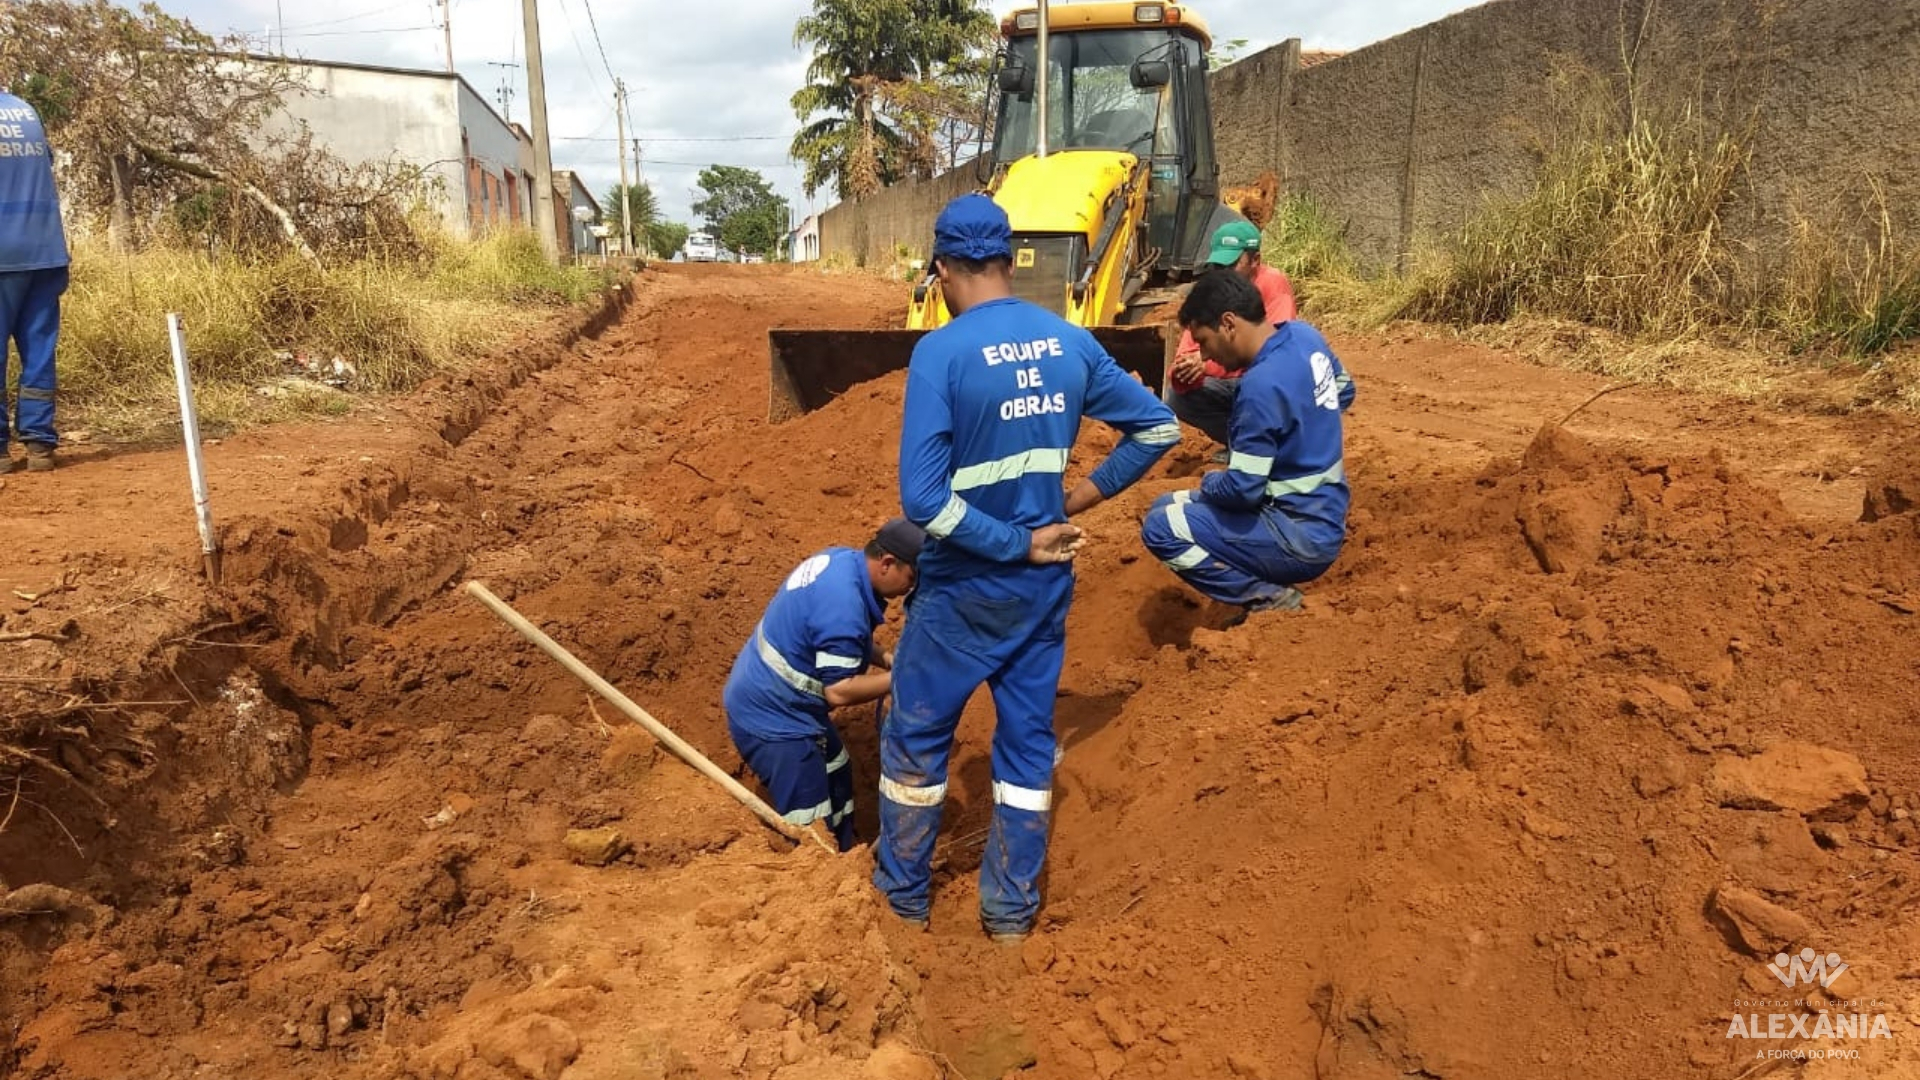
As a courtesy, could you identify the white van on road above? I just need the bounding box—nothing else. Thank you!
[684,232,719,263]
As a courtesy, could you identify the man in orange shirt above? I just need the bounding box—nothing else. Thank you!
[1164,221,1297,459]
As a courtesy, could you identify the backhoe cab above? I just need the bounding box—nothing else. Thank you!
[768,0,1243,420]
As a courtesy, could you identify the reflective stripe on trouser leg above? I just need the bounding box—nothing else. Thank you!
[978,585,1072,935]
[731,723,858,852]
[3,267,66,447]
[1140,492,1212,574]
[873,600,993,921]
[821,725,856,850]
[1144,493,1338,606]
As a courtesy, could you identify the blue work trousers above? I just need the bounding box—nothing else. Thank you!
[873,567,1072,933]
[0,266,66,449]
[731,723,856,851]
[1141,491,1337,605]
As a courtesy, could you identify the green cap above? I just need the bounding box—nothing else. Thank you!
[1205,220,1261,266]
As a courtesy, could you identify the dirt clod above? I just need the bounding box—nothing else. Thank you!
[1705,742,1871,820]
[563,827,629,866]
[1707,885,1813,956]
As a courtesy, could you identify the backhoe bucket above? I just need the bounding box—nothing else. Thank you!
[768,325,1173,423]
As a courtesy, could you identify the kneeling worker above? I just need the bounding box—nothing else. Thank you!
[724,519,925,850]
[1141,271,1354,622]
[1164,220,1298,455]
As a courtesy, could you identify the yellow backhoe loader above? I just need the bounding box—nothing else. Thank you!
[770,0,1255,420]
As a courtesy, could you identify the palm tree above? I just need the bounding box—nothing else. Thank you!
[602,181,658,252]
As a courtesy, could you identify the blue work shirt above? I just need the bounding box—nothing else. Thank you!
[0,93,69,272]
[724,546,884,740]
[1200,320,1354,560]
[901,296,1180,580]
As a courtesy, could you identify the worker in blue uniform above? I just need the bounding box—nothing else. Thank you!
[0,90,70,474]
[1141,270,1355,623]
[875,193,1181,941]
[725,518,925,851]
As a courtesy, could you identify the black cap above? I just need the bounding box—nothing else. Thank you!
[873,517,927,568]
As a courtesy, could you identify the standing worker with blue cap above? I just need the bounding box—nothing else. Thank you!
[724,518,926,851]
[874,193,1181,941]
[0,88,70,474]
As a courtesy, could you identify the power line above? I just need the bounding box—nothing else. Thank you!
[551,0,614,106]
[642,159,796,169]
[577,0,618,86]
[269,4,400,32]
[278,24,439,37]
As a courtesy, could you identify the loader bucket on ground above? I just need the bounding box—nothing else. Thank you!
[768,325,1174,423]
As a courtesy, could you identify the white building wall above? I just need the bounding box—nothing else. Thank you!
[794,214,822,262]
[270,62,466,229]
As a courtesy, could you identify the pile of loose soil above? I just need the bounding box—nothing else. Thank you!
[5,265,1920,1080]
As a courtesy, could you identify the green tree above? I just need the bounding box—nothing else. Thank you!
[691,166,789,256]
[788,0,992,200]
[0,0,430,258]
[647,221,690,259]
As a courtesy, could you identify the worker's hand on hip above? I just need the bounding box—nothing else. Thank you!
[1028,523,1085,564]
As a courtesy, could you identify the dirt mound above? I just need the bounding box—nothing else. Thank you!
[1861,437,1920,522]
[8,266,1920,1079]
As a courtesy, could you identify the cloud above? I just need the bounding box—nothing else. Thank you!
[162,0,1478,228]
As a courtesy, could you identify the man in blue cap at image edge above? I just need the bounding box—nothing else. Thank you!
[724,517,925,851]
[873,192,1181,942]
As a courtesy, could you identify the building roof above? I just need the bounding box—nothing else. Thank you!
[555,170,602,215]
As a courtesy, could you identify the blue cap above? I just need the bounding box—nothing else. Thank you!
[932,193,1012,261]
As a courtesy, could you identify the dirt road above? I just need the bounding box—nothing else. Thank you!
[4,264,1920,1079]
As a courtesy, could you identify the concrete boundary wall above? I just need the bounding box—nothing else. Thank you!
[817,0,1920,272]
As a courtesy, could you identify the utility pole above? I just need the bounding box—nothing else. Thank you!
[615,79,633,256]
[488,61,521,122]
[520,0,558,259]
[439,0,454,72]
[630,136,644,256]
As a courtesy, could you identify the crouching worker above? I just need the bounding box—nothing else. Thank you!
[1141,271,1355,624]
[724,518,925,850]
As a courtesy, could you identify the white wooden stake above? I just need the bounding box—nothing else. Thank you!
[166,313,221,583]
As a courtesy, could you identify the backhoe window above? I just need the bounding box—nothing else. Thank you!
[994,30,1181,161]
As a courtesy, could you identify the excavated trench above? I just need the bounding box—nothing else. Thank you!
[7,266,1920,1080]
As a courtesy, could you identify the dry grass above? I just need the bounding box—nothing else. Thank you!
[56,231,612,443]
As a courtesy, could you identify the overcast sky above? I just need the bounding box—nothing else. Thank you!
[163,0,1479,226]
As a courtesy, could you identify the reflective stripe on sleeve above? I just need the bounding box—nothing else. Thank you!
[815,651,862,670]
[926,494,967,539]
[1228,450,1275,475]
[825,748,851,773]
[1132,422,1181,447]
